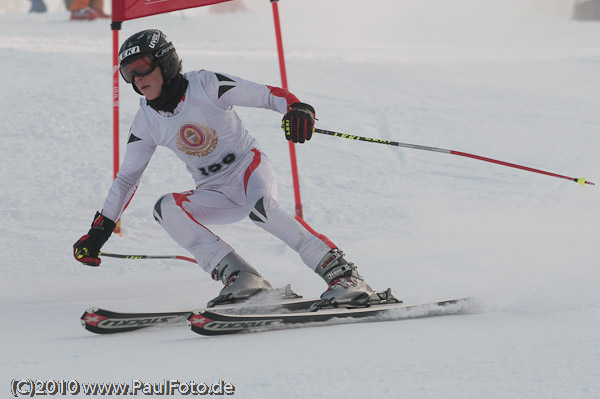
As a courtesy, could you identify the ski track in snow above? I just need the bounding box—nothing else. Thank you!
[1,1,599,398]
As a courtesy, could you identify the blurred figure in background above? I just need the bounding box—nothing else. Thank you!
[209,0,246,14]
[572,0,600,20]
[30,0,47,13]
[69,0,109,20]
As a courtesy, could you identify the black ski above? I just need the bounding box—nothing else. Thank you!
[188,298,473,336]
[81,308,192,334]
[81,298,325,334]
[80,288,398,334]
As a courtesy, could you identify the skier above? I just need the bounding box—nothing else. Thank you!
[73,29,375,307]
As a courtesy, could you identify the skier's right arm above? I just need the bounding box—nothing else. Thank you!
[73,113,156,266]
[198,71,315,144]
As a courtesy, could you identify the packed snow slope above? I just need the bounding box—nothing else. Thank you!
[1,1,599,398]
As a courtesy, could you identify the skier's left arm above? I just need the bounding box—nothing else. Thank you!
[199,71,316,143]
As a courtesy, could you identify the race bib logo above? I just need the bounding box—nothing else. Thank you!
[176,123,218,157]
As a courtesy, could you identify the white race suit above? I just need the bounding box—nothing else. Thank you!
[101,70,336,274]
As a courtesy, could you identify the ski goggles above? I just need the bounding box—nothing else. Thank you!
[119,56,157,83]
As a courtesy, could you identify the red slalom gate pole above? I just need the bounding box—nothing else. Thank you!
[271,0,303,218]
[112,27,120,182]
[111,23,122,234]
[315,128,594,187]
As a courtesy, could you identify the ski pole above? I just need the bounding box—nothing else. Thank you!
[100,252,197,264]
[314,128,594,186]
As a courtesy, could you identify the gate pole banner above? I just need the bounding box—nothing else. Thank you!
[112,0,231,22]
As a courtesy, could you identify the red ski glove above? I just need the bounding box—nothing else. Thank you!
[282,102,315,144]
[73,212,116,267]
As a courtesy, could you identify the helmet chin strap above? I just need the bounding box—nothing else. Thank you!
[132,81,143,95]
[132,64,162,96]
[145,73,188,113]
[131,77,164,97]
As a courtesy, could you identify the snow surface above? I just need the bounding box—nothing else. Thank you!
[1,0,599,398]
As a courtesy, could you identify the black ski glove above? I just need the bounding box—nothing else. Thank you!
[282,102,315,144]
[73,212,116,267]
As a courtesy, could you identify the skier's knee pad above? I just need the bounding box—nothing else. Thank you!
[153,194,169,224]
[248,196,270,223]
[249,197,266,222]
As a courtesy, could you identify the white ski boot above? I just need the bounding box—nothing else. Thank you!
[314,249,375,308]
[208,252,272,307]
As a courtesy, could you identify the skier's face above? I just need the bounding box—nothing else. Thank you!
[134,66,164,100]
